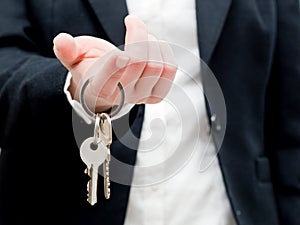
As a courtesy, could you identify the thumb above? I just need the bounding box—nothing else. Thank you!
[53,33,79,70]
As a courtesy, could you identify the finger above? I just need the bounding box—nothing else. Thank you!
[124,14,148,60]
[134,34,164,98]
[53,33,116,69]
[74,36,116,57]
[120,15,149,89]
[53,33,79,70]
[90,52,130,98]
[146,41,178,103]
[159,40,177,69]
[148,34,163,62]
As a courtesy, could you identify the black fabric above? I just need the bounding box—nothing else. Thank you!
[0,0,299,225]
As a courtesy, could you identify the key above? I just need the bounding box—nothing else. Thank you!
[103,158,111,199]
[80,133,107,205]
[99,113,112,147]
[99,113,112,199]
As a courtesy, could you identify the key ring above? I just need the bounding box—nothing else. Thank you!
[93,114,101,145]
[79,78,125,120]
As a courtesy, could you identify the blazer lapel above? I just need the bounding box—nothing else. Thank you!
[86,0,128,46]
[195,0,232,153]
[196,0,232,64]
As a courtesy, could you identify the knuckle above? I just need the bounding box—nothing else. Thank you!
[128,61,146,72]
[164,64,177,76]
[146,62,164,74]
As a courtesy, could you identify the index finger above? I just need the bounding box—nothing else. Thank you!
[124,14,148,60]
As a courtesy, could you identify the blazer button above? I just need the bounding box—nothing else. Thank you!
[210,114,217,122]
[210,114,221,131]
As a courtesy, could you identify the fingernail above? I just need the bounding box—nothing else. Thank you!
[116,56,130,68]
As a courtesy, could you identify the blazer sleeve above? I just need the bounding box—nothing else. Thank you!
[0,0,70,147]
[266,0,300,224]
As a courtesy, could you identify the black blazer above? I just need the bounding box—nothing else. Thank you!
[0,0,299,225]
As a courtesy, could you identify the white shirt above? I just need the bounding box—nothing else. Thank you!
[124,0,237,225]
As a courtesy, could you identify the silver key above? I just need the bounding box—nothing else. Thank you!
[80,116,108,205]
[99,113,112,147]
[99,113,112,199]
[103,158,110,199]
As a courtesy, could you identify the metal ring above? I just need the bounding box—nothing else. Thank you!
[93,114,101,145]
[79,78,125,120]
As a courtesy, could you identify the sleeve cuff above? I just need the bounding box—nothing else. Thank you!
[63,72,134,124]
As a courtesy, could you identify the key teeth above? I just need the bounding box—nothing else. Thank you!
[87,180,92,202]
[105,192,110,200]
[85,168,98,206]
[88,198,96,206]
[87,180,90,191]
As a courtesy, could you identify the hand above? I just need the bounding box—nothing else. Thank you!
[53,15,177,113]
